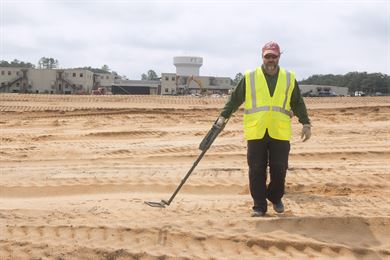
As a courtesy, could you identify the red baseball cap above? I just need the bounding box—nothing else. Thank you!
[262,41,281,57]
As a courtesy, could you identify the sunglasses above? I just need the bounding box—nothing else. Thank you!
[264,55,279,59]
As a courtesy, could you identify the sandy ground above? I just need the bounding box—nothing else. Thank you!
[0,94,389,260]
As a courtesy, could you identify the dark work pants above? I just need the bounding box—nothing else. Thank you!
[247,130,290,212]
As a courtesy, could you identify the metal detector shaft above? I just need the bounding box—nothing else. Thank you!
[164,148,208,206]
[165,119,228,205]
[145,118,229,208]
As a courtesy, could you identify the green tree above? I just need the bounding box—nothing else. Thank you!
[141,70,159,80]
[38,57,58,69]
[147,70,158,80]
[101,64,110,72]
[233,73,244,86]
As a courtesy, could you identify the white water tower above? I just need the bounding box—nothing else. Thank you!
[173,56,203,76]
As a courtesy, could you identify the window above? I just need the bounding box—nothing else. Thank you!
[106,76,109,79]
[80,73,83,77]
[8,71,11,75]
[165,88,169,93]
[73,73,76,77]
[1,71,4,75]
[165,76,169,81]
[172,76,175,81]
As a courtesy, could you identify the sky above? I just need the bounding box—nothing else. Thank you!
[1,0,389,80]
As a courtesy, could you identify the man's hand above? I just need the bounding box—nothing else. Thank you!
[215,116,225,127]
[301,124,311,142]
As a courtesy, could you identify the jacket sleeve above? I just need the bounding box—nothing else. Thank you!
[219,77,246,118]
[290,80,311,125]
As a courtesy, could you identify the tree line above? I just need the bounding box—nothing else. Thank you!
[0,58,59,69]
[0,59,123,77]
[231,72,389,95]
[299,72,389,95]
[0,59,35,68]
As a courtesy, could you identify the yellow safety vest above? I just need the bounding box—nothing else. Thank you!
[243,67,295,141]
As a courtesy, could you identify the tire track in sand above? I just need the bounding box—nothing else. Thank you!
[1,218,388,259]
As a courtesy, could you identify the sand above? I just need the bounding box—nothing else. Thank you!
[0,94,389,259]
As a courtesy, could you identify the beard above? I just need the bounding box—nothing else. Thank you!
[264,63,277,71]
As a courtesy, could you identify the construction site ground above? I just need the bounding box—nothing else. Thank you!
[0,94,389,259]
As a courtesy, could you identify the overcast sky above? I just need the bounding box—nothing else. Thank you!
[1,0,389,80]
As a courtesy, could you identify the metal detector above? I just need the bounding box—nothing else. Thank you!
[144,117,229,208]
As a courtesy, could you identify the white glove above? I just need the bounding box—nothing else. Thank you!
[301,124,311,142]
[215,116,225,127]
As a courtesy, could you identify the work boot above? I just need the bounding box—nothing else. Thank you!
[251,209,265,217]
[273,201,284,213]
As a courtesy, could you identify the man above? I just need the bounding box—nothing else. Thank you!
[216,41,311,217]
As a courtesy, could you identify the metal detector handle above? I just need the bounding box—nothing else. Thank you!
[199,117,229,151]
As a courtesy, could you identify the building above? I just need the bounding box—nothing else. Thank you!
[160,56,233,95]
[0,67,30,93]
[111,79,160,95]
[57,69,94,94]
[161,73,177,95]
[160,73,232,95]
[93,72,120,92]
[0,67,94,94]
[0,56,234,95]
[299,85,348,97]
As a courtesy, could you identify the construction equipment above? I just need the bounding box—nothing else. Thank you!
[144,117,229,208]
[187,75,206,95]
[175,75,206,95]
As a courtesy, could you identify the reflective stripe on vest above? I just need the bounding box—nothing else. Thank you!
[244,105,291,116]
[245,70,291,116]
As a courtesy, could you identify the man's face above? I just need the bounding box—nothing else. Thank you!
[262,54,280,72]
